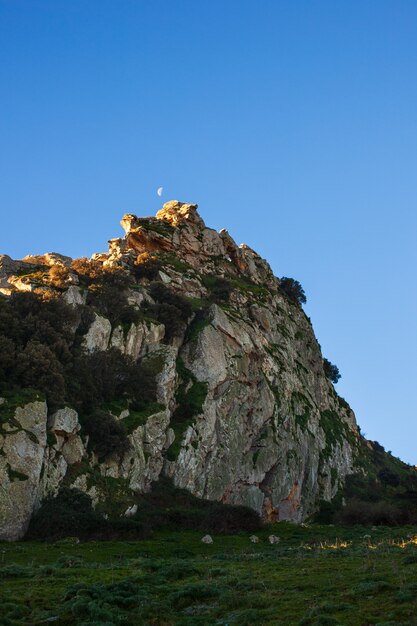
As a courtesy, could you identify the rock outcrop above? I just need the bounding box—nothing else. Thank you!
[0,399,48,540]
[0,201,364,539]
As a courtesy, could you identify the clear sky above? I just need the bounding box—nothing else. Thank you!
[1,1,416,463]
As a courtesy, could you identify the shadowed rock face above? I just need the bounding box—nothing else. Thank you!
[0,201,362,538]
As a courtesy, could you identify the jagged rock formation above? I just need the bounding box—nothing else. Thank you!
[1,201,365,539]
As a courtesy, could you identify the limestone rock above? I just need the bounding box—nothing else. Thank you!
[201,534,213,544]
[268,535,280,544]
[0,401,48,540]
[47,407,85,467]
[22,252,72,267]
[110,321,165,360]
[124,504,138,517]
[83,313,112,352]
[48,407,79,434]
[156,201,203,228]
[62,285,86,306]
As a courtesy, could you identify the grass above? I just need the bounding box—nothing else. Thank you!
[132,218,174,237]
[157,252,192,274]
[121,402,165,433]
[2,524,417,625]
[185,311,211,342]
[166,359,208,461]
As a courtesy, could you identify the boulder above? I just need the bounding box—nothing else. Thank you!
[0,401,48,540]
[83,313,112,352]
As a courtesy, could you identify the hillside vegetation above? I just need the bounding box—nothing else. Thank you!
[2,524,417,625]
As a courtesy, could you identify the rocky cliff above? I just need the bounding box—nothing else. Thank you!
[0,201,376,539]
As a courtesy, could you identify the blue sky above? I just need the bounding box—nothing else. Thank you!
[1,1,416,462]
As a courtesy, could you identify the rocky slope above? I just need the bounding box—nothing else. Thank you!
[0,201,373,539]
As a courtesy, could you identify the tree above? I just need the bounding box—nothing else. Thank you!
[279,277,306,305]
[323,357,341,384]
[133,252,161,280]
[83,410,130,460]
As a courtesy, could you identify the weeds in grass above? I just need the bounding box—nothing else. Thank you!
[2,524,417,625]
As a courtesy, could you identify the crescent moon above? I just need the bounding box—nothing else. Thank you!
[157,187,163,197]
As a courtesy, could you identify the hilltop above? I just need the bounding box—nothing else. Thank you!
[0,201,415,540]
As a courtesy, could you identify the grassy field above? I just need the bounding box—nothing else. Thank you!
[1,523,417,626]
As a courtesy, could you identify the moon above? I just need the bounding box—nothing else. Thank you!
[157,186,163,197]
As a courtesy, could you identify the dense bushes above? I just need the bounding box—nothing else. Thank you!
[133,252,161,280]
[335,498,413,526]
[317,452,417,526]
[26,479,262,540]
[323,358,341,384]
[66,349,157,415]
[0,292,76,408]
[71,258,138,326]
[279,277,306,305]
[26,488,147,541]
[13,340,66,408]
[0,292,159,450]
[133,478,262,534]
[202,276,233,303]
[144,282,192,342]
[209,277,232,302]
[66,351,158,458]
[48,264,71,287]
[82,410,130,460]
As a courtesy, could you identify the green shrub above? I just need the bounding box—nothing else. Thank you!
[0,291,77,408]
[170,582,220,608]
[66,349,157,415]
[148,282,192,319]
[335,499,405,526]
[13,340,66,409]
[323,358,341,384]
[0,565,35,579]
[402,555,417,565]
[133,252,161,280]
[132,477,262,534]
[62,578,143,622]
[144,282,193,342]
[83,411,130,460]
[202,276,233,303]
[185,308,211,342]
[279,277,306,305]
[26,487,147,541]
[26,488,103,540]
[144,302,186,341]
[166,359,208,460]
[200,503,262,533]
[48,264,71,288]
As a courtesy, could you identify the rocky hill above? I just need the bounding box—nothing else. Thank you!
[0,201,414,540]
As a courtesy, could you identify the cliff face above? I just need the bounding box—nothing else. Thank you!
[0,201,362,539]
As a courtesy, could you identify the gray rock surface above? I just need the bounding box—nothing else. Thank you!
[0,401,48,540]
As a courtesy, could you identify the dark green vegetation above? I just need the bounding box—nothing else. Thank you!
[2,524,417,625]
[144,281,193,341]
[323,358,341,384]
[166,359,208,461]
[339,442,417,525]
[316,440,417,526]
[0,268,164,459]
[27,478,261,541]
[279,276,307,305]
